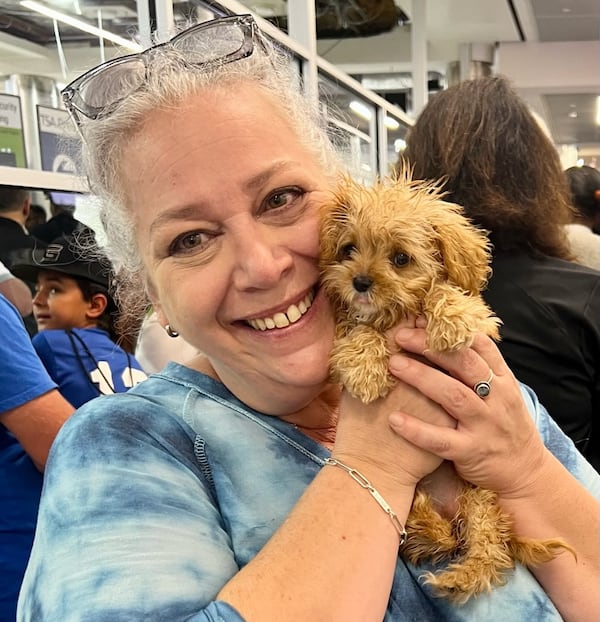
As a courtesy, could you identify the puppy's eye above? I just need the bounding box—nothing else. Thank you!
[339,243,356,260]
[391,252,410,267]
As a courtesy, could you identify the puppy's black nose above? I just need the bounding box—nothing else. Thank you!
[353,275,373,292]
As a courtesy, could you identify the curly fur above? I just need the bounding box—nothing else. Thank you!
[319,171,570,602]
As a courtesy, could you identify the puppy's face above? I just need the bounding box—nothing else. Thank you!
[319,175,492,329]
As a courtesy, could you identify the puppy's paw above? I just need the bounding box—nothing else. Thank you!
[338,363,395,404]
[330,328,394,403]
[426,316,475,352]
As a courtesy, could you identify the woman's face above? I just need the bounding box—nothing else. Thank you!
[123,84,336,413]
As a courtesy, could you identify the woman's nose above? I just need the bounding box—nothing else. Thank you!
[232,225,294,291]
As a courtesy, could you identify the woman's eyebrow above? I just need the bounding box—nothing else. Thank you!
[149,204,208,234]
[149,161,302,234]
[242,160,298,193]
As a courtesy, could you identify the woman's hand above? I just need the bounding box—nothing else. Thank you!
[387,322,549,497]
[333,318,457,494]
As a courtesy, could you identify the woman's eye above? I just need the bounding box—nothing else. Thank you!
[169,231,210,255]
[265,187,303,211]
[391,252,410,267]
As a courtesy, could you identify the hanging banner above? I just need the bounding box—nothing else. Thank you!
[0,93,26,167]
[37,104,80,174]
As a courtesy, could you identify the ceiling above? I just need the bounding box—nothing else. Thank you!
[0,0,598,166]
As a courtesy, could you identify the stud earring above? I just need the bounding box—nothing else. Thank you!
[165,324,179,338]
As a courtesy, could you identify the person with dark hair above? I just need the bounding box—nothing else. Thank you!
[401,75,600,472]
[0,186,41,336]
[29,193,87,243]
[11,236,147,407]
[25,204,47,230]
[17,17,598,622]
[0,186,36,270]
[564,165,600,269]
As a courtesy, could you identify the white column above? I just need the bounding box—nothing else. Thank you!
[287,0,318,105]
[154,0,174,41]
[135,0,152,47]
[411,0,428,117]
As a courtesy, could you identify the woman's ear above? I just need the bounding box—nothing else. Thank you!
[145,280,167,326]
[86,293,108,320]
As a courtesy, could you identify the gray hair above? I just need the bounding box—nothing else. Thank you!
[75,27,342,331]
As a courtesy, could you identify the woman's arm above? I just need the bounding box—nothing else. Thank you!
[219,380,455,622]
[388,327,599,622]
[19,382,452,622]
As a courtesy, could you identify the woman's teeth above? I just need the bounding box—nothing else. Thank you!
[247,290,314,331]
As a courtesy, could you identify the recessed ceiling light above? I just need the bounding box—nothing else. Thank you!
[568,111,578,118]
[20,0,142,51]
[562,7,572,13]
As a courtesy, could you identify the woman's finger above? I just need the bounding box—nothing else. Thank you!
[389,352,487,427]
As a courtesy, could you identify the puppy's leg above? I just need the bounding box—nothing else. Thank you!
[402,487,458,566]
[420,486,516,603]
[510,535,574,568]
[330,325,395,403]
[423,284,501,352]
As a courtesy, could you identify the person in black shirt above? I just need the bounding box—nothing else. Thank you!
[0,186,39,335]
[0,186,36,269]
[401,75,600,472]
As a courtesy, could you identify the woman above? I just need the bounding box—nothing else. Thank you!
[18,15,598,622]
[11,234,147,407]
[401,75,600,473]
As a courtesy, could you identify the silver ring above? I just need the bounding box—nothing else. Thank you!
[473,370,494,399]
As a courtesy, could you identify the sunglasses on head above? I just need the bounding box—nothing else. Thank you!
[61,14,263,125]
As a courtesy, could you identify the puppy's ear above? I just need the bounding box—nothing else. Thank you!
[428,200,493,294]
[319,177,354,263]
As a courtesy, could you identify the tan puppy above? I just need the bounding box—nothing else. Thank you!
[319,172,569,603]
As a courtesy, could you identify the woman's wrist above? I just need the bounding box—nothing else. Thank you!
[328,452,419,506]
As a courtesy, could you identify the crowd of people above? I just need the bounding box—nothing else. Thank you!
[1,13,599,622]
[1,191,148,619]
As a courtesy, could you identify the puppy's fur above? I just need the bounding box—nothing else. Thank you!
[319,172,569,603]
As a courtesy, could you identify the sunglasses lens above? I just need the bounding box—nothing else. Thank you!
[76,57,146,116]
[173,21,247,64]
[64,16,257,122]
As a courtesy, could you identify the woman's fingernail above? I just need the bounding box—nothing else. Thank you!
[389,355,409,370]
[395,328,413,341]
[389,413,405,428]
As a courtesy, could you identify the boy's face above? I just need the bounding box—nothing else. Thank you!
[33,270,95,331]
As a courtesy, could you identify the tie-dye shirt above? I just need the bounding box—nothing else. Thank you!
[18,363,600,621]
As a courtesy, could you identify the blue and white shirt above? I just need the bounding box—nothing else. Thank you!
[32,327,147,408]
[18,363,600,621]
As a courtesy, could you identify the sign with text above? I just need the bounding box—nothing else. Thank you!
[0,93,26,167]
[37,105,80,174]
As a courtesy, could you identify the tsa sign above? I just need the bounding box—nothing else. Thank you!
[0,93,26,167]
[37,105,80,174]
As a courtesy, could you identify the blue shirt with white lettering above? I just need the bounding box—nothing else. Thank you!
[32,327,147,407]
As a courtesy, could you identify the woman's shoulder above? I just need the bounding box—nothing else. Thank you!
[51,378,200,462]
[61,363,227,434]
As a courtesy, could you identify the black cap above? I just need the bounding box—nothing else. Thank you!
[11,235,112,289]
